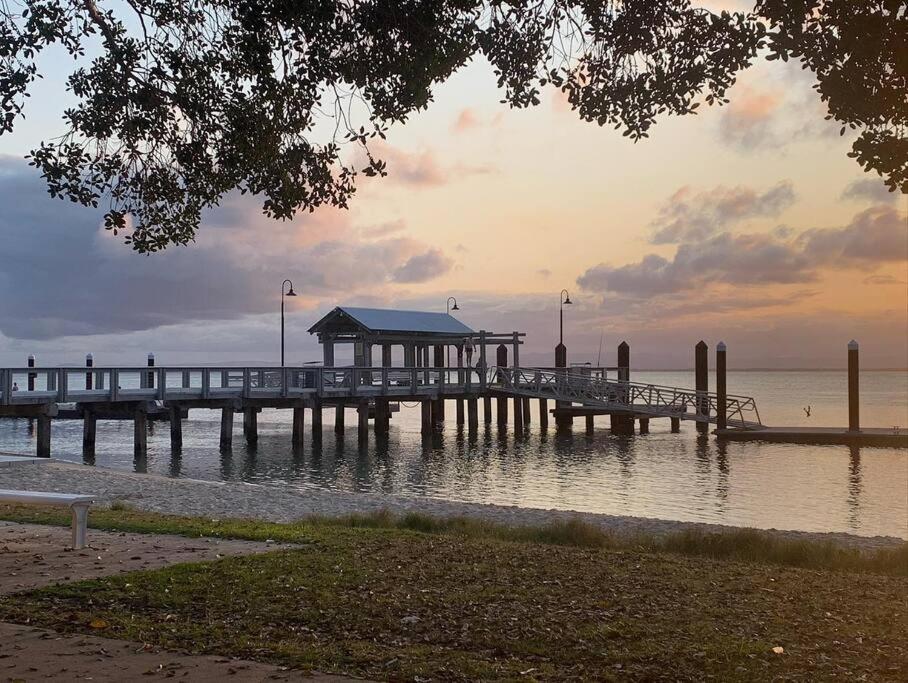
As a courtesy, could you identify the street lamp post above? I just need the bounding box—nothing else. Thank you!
[559,289,572,346]
[555,289,573,428]
[281,279,297,367]
[445,297,459,372]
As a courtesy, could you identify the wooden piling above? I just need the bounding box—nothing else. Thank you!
[585,414,594,434]
[848,340,860,432]
[555,341,570,428]
[357,400,369,441]
[421,400,432,434]
[243,408,258,445]
[617,341,630,382]
[483,396,492,423]
[169,405,182,450]
[513,396,524,435]
[695,340,709,434]
[292,406,305,448]
[134,409,148,457]
[497,396,508,426]
[716,341,727,431]
[467,397,478,430]
[555,343,567,368]
[82,410,96,456]
[639,417,650,434]
[335,404,345,433]
[433,345,445,424]
[538,398,548,430]
[670,417,681,433]
[522,397,531,425]
[311,400,323,440]
[430,398,445,426]
[219,407,233,450]
[456,398,465,425]
[496,344,508,368]
[375,398,390,434]
[36,414,51,457]
[611,414,634,436]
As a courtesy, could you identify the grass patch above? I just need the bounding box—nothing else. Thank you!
[1,503,906,576]
[312,510,908,576]
[1,525,906,680]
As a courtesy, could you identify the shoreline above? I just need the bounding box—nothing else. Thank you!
[0,460,903,551]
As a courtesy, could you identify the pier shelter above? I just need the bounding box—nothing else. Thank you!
[307,306,522,370]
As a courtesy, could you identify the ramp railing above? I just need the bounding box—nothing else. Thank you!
[487,367,762,429]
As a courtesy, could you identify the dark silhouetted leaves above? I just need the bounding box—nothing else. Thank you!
[1,1,904,252]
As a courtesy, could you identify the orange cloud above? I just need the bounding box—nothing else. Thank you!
[719,85,784,148]
[452,108,480,133]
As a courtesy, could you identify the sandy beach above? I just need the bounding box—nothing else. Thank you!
[1,459,902,551]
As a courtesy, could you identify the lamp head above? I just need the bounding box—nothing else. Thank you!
[286,287,297,297]
[564,295,572,305]
[451,302,459,311]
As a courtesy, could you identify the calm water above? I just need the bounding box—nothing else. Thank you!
[2,370,906,539]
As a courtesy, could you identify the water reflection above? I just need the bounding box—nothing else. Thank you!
[219,447,234,481]
[169,448,182,478]
[240,444,257,481]
[1,401,905,538]
[847,446,863,529]
[715,439,730,512]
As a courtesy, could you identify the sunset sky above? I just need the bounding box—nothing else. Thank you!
[1,3,906,369]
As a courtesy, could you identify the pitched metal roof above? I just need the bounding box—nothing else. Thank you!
[308,306,474,335]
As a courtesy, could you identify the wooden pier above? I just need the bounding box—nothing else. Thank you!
[0,359,760,458]
[34,306,904,459]
[1,310,890,458]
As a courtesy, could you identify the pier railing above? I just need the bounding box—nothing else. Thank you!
[0,365,489,405]
[488,367,762,429]
[0,364,761,428]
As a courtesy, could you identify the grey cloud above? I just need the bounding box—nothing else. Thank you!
[392,248,454,283]
[841,178,899,204]
[0,157,452,340]
[580,205,907,298]
[798,206,908,265]
[579,232,814,297]
[651,181,796,244]
[862,274,906,286]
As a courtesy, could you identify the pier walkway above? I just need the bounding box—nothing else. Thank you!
[0,363,761,457]
[0,364,758,425]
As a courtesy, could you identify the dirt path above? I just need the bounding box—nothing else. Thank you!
[0,521,358,681]
[0,520,292,594]
[0,622,354,681]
